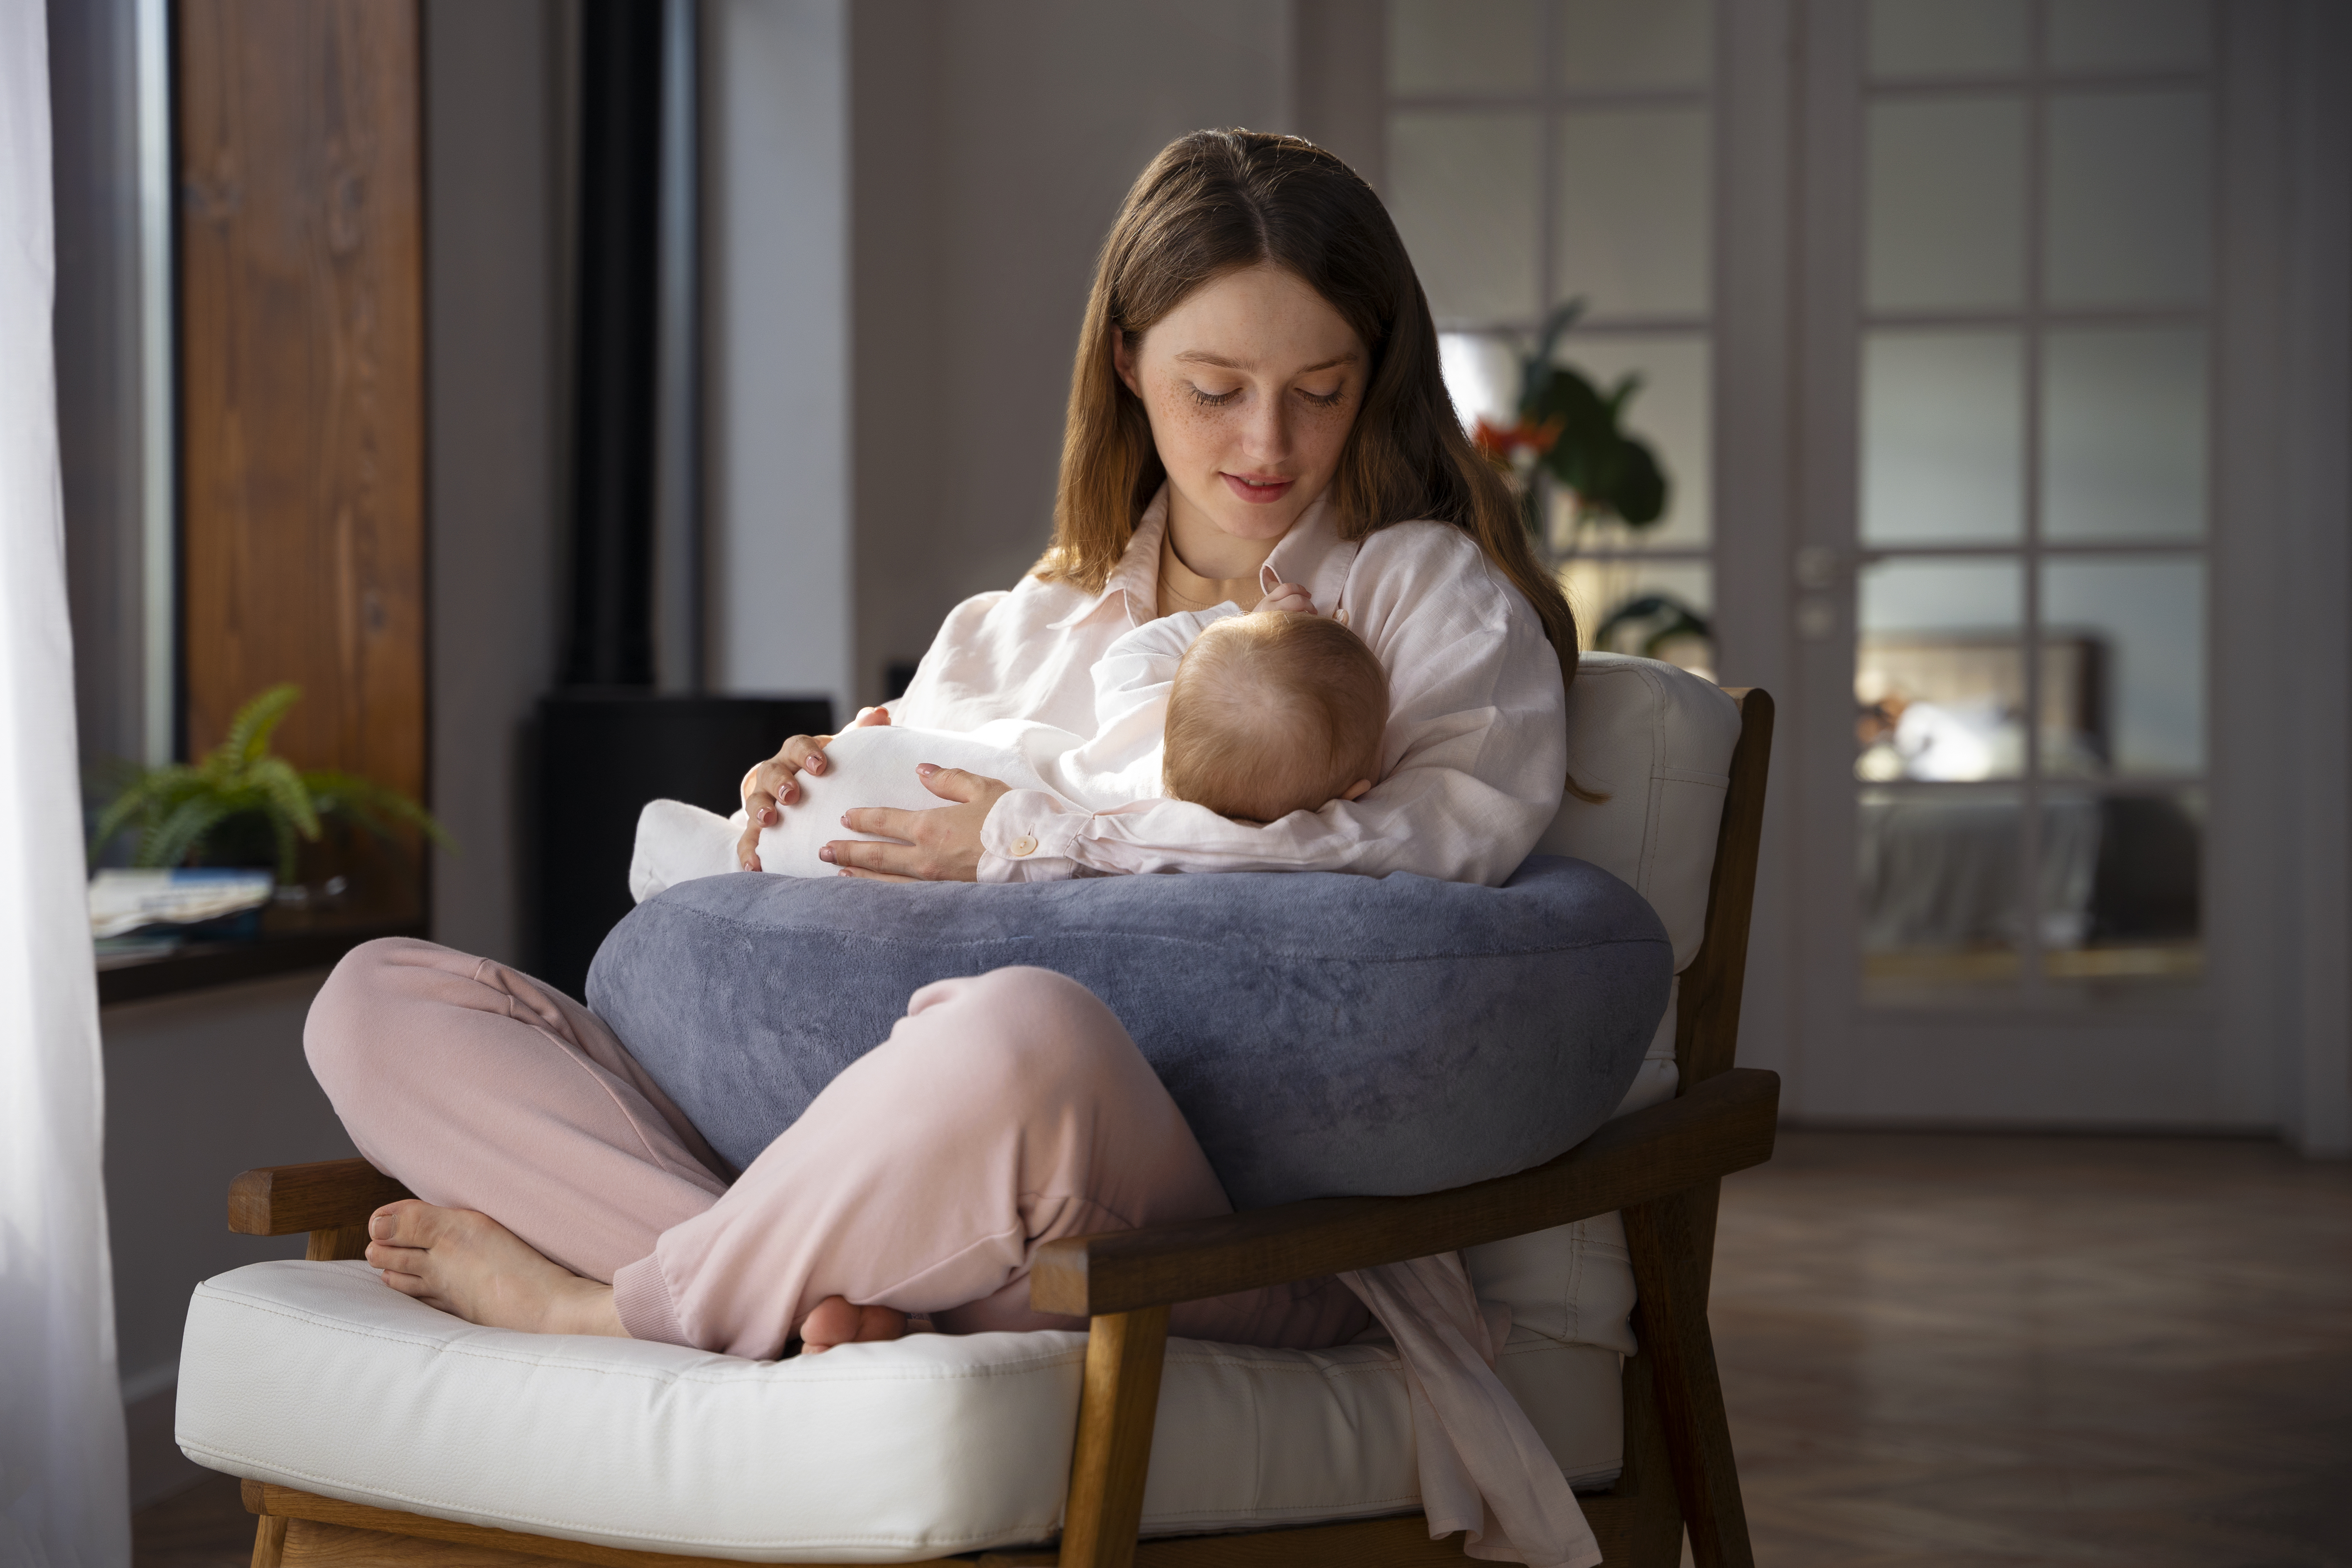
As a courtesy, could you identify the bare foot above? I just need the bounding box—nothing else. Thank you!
[365,1200,625,1338]
[796,1294,908,1355]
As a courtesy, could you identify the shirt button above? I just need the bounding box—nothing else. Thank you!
[1010,835,1039,857]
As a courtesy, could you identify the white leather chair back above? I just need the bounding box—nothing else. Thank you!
[1538,653,1743,972]
[1466,654,1743,1350]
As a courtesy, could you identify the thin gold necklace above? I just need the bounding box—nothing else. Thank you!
[1159,531,1260,617]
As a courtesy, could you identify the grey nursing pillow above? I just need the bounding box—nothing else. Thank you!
[586,857,1673,1210]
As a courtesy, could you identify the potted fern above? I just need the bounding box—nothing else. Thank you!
[89,684,451,889]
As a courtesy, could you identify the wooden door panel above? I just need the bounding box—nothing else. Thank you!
[177,0,425,842]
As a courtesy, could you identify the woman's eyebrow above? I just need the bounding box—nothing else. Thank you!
[1173,350,1361,373]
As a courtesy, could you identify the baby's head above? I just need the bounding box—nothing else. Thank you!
[1162,612,1388,823]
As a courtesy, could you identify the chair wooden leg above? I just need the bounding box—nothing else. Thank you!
[1624,1185,1753,1568]
[250,1514,289,1568]
[1057,1306,1171,1568]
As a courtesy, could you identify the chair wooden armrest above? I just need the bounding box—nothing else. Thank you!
[1031,1068,1778,1566]
[228,1157,413,1261]
[1029,1067,1778,1318]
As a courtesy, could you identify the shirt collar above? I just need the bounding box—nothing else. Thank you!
[1045,488,1171,633]
[1043,483,1360,632]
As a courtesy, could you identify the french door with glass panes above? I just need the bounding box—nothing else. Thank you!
[1378,0,2332,1129]
[1788,0,2299,1127]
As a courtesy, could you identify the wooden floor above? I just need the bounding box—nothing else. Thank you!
[1710,1130,2352,1566]
[136,1131,2352,1568]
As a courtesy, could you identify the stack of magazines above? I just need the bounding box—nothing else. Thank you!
[89,868,274,950]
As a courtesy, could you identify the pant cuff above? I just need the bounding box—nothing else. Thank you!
[611,1253,690,1346]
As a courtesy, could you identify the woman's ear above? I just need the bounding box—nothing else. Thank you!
[1112,326,1142,397]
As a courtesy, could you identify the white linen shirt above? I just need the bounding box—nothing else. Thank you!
[891,487,1569,886]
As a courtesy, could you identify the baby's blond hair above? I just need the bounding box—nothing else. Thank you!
[1162,614,1389,823]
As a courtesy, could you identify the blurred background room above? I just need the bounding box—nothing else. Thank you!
[31,0,2350,1563]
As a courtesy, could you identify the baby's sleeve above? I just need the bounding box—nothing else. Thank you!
[1090,606,1236,735]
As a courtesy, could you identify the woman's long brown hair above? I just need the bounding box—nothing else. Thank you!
[1039,128,1580,695]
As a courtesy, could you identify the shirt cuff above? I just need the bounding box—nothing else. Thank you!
[977,789,1087,882]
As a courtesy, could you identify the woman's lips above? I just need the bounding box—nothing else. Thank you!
[1221,472,1295,504]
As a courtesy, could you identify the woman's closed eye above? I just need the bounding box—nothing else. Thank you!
[1188,382,1347,410]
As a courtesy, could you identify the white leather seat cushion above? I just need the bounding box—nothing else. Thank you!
[179,1261,1624,1564]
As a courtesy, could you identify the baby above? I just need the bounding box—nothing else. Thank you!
[1158,593,1387,823]
[628,586,1388,899]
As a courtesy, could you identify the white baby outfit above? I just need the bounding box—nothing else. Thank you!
[628,604,1238,899]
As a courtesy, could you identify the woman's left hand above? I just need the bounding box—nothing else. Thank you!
[822,765,1012,882]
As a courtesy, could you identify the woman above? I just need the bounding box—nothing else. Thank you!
[734,133,1571,889]
[318,128,1574,1417]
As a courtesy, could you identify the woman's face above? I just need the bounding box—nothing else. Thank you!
[1115,263,1368,549]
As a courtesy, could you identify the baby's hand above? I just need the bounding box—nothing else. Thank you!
[1257,580,1317,616]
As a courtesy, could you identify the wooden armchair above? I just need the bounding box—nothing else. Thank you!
[224,688,1775,1568]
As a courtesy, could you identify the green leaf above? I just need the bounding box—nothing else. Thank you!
[1607,438,1667,526]
[302,769,455,854]
[137,794,235,870]
[89,765,177,861]
[272,813,302,884]
[250,756,323,842]
[224,683,303,769]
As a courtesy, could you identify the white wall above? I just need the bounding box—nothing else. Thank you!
[704,0,853,713]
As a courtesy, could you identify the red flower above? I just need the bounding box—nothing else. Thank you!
[1473,415,1563,462]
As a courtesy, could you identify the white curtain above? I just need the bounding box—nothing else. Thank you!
[0,0,133,1562]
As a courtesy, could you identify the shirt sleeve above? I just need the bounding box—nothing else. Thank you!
[1086,605,1234,745]
[886,589,1011,731]
[978,529,1569,888]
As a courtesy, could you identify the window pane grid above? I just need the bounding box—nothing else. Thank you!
[1390,0,1719,679]
[1856,0,2211,1000]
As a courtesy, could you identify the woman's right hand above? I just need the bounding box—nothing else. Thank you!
[735,706,892,871]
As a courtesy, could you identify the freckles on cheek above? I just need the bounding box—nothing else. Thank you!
[1155,385,1221,429]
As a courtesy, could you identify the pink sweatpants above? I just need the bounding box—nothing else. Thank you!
[304,939,1367,1360]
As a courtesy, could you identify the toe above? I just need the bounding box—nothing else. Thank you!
[797,1295,861,1353]
[370,1198,438,1245]
[854,1305,908,1344]
[364,1239,428,1273]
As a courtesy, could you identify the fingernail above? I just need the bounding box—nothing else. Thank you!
[916,763,939,777]
[807,757,823,773]
[818,845,835,863]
